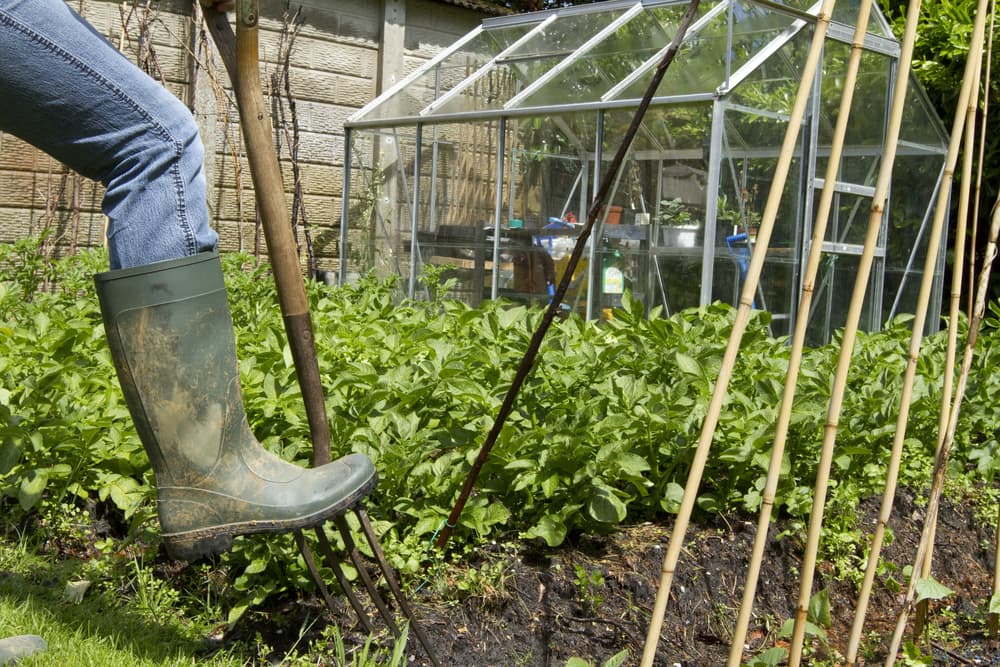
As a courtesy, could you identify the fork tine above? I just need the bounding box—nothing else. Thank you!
[354,508,442,667]
[331,515,401,637]
[305,528,376,635]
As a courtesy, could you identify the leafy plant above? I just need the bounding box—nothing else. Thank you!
[5,239,1000,627]
[564,648,628,667]
[572,564,606,613]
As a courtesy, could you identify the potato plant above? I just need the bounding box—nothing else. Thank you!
[2,240,998,619]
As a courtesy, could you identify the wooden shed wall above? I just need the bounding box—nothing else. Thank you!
[0,0,488,273]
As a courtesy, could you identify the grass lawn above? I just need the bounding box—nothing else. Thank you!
[0,534,247,667]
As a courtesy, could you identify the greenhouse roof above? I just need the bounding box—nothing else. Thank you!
[347,0,905,128]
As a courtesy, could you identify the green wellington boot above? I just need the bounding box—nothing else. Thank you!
[94,252,376,561]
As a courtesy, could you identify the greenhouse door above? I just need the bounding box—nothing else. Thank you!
[804,174,886,344]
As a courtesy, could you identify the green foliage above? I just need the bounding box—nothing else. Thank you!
[564,649,628,667]
[573,564,606,613]
[4,240,1000,623]
[326,622,410,667]
[900,640,934,666]
[878,0,1000,280]
[915,576,955,603]
[0,241,152,526]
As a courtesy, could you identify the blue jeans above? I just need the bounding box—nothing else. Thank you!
[0,0,218,269]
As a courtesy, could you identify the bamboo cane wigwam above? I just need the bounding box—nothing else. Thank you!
[334,0,972,662]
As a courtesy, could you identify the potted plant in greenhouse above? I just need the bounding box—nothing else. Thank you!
[718,193,762,242]
[658,197,701,247]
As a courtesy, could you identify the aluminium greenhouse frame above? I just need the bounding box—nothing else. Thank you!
[339,0,948,343]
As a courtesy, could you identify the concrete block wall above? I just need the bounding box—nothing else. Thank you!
[0,0,491,273]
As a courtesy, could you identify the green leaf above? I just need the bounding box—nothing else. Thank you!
[915,577,954,602]
[750,647,788,667]
[675,352,702,377]
[778,618,825,641]
[601,649,629,667]
[523,515,567,547]
[33,311,50,336]
[661,482,684,514]
[807,588,831,628]
[227,602,250,626]
[587,485,626,523]
[615,453,651,476]
[18,470,47,510]
[244,558,269,575]
[695,493,720,513]
[902,641,932,665]
[482,502,511,528]
[107,477,141,512]
[990,592,1000,615]
[0,439,21,475]
[498,305,527,330]
[564,659,591,667]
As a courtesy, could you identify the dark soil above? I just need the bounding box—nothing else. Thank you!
[231,490,1000,666]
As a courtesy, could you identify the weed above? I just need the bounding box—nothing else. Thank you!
[325,622,410,666]
[564,648,628,667]
[572,564,605,613]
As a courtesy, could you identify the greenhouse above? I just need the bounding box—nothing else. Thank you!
[338,0,948,343]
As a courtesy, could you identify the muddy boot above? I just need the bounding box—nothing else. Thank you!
[0,636,46,665]
[94,252,376,561]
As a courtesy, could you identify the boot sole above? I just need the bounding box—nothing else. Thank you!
[161,472,378,561]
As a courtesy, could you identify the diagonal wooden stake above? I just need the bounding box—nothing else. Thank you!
[913,16,984,638]
[434,0,703,552]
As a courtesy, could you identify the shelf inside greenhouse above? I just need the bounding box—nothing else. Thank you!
[338,0,948,344]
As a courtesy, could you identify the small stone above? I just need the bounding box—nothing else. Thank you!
[0,635,47,665]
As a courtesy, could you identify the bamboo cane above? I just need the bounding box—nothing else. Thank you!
[846,6,986,663]
[967,1,995,320]
[991,20,1000,633]
[875,10,989,664]
[784,0,925,660]
[913,41,983,638]
[724,1,874,663]
[638,3,837,664]
[885,193,1000,665]
[203,6,332,466]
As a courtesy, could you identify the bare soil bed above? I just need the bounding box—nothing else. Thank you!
[230,489,1000,666]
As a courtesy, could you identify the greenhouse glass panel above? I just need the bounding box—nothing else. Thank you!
[513,6,676,108]
[776,0,891,36]
[637,104,712,151]
[884,153,946,320]
[900,76,950,147]
[815,44,890,149]
[833,0,893,38]
[359,24,534,123]
[342,0,949,342]
[613,0,808,100]
[504,114,594,312]
[432,6,635,116]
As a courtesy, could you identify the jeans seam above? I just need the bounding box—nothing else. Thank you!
[0,11,199,256]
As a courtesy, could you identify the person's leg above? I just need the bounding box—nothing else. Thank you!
[0,0,217,269]
[0,1,376,561]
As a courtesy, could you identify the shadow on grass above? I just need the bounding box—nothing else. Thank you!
[0,553,232,664]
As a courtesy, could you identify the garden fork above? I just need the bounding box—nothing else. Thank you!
[201,4,440,664]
